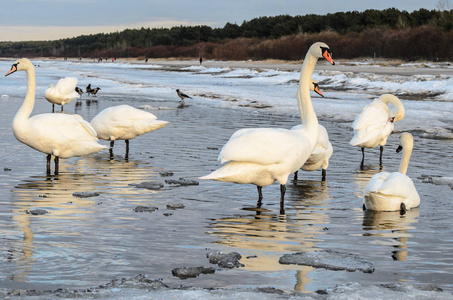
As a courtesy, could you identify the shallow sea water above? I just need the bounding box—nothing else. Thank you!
[0,60,452,298]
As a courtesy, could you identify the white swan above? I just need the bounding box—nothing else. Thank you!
[292,80,333,181]
[200,42,335,206]
[44,77,80,112]
[363,132,420,212]
[292,123,333,181]
[90,104,169,158]
[5,58,107,174]
[350,94,405,167]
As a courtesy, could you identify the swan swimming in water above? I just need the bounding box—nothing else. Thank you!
[5,58,107,174]
[363,132,420,212]
[350,94,405,167]
[200,42,335,208]
[44,77,80,112]
[90,104,169,158]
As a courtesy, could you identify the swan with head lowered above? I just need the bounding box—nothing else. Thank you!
[363,132,420,212]
[350,94,405,167]
[5,58,107,174]
[200,42,335,208]
[44,77,80,113]
[90,105,169,158]
[292,80,333,181]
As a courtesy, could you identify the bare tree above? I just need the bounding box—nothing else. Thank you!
[437,0,452,11]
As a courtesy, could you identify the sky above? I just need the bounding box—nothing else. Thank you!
[0,0,445,42]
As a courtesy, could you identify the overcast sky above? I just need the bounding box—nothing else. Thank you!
[0,0,444,42]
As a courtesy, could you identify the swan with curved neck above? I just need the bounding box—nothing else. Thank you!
[364,133,420,212]
[5,58,107,174]
[200,42,335,208]
[350,94,405,167]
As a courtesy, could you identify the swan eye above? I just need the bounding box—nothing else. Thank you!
[388,117,395,123]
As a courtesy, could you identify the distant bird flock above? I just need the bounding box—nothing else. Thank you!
[5,42,419,214]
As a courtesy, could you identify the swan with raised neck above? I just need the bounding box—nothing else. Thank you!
[200,42,335,207]
[5,58,107,174]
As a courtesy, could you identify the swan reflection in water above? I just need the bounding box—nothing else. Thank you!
[5,154,164,284]
[208,180,331,292]
[362,208,420,261]
[354,164,420,261]
[7,172,98,284]
[353,165,383,201]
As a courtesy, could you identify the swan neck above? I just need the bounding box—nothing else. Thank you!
[398,143,412,175]
[14,66,36,122]
[298,53,318,130]
[382,95,405,122]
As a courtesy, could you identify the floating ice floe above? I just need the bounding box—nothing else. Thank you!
[420,175,453,189]
[207,251,244,269]
[129,182,164,190]
[172,266,215,279]
[279,250,375,273]
[72,191,100,198]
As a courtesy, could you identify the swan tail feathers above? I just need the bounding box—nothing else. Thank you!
[135,119,169,133]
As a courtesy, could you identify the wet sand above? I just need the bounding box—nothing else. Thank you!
[135,57,453,76]
[0,64,452,295]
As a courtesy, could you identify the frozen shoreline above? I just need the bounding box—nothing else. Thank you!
[3,56,452,75]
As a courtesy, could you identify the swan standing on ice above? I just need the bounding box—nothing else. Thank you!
[90,105,169,158]
[363,133,420,212]
[292,80,333,181]
[350,94,405,167]
[5,58,107,174]
[44,77,80,112]
[200,42,335,208]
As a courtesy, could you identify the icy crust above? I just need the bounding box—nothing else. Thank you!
[279,250,375,273]
[2,276,452,300]
[420,175,453,189]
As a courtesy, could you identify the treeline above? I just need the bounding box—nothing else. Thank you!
[1,8,452,60]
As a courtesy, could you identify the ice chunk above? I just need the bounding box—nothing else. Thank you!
[279,250,375,273]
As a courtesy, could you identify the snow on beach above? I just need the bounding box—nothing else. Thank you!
[10,57,451,140]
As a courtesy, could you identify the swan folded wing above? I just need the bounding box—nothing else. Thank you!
[367,172,417,199]
[32,114,98,140]
[134,119,169,134]
[352,105,389,131]
[93,120,134,140]
[365,172,391,193]
[105,105,158,122]
[351,107,392,146]
[219,128,300,165]
[311,143,328,156]
[56,77,80,98]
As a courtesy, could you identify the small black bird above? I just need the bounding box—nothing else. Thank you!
[86,83,93,93]
[89,87,101,97]
[75,87,83,95]
[176,89,192,101]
